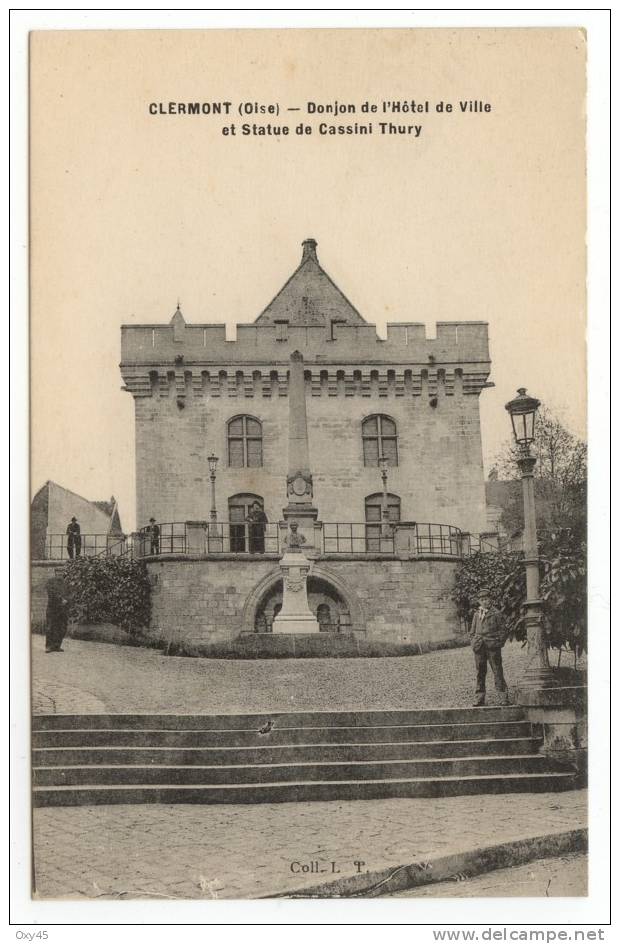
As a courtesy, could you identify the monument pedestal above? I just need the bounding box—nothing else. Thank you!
[272,549,320,635]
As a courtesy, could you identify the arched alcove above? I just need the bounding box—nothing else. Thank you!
[241,565,364,635]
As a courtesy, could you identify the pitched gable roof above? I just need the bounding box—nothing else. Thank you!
[254,238,368,327]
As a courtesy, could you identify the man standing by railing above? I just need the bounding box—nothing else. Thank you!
[66,516,81,559]
[247,501,268,554]
[146,517,160,555]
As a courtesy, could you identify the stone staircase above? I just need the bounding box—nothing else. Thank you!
[32,706,577,807]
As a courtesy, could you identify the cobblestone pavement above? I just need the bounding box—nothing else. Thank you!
[31,635,587,901]
[391,854,587,898]
[32,791,587,900]
[32,634,584,714]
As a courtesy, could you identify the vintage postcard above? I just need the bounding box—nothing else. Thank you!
[25,23,599,919]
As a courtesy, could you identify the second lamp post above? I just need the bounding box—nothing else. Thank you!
[505,388,555,690]
[207,453,219,539]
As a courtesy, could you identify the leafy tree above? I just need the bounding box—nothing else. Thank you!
[62,556,151,635]
[453,532,587,657]
[493,406,586,539]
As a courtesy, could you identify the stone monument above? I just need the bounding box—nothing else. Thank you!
[272,351,320,634]
[282,350,319,531]
[272,522,320,634]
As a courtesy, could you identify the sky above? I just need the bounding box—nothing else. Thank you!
[30,28,586,531]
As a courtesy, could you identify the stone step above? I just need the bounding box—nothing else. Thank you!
[32,735,543,767]
[31,706,524,731]
[32,771,577,807]
[32,720,533,749]
[33,754,566,787]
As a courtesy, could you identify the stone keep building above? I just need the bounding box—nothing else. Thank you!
[120,239,494,651]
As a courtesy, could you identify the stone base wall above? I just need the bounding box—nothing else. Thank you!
[31,554,462,651]
[31,561,60,627]
[144,555,460,648]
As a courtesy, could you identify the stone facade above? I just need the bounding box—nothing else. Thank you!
[144,555,460,649]
[121,240,491,536]
[31,554,461,648]
[31,561,58,627]
[117,239,493,649]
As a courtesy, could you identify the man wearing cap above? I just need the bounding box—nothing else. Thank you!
[66,516,81,559]
[147,517,160,555]
[469,587,509,706]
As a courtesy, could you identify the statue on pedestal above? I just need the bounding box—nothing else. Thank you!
[272,525,319,635]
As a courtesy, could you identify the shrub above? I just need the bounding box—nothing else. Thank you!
[62,557,151,635]
[453,536,587,655]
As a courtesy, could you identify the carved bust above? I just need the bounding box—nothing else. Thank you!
[284,521,306,553]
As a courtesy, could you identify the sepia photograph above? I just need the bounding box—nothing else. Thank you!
[17,16,609,926]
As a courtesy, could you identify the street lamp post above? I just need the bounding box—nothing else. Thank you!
[505,388,555,690]
[378,455,391,539]
[207,453,219,537]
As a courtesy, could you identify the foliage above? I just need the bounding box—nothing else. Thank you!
[453,534,587,655]
[540,538,587,656]
[493,406,587,539]
[452,550,525,639]
[62,556,151,634]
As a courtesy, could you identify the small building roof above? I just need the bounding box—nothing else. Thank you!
[254,238,368,328]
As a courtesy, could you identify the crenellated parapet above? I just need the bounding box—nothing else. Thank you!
[121,362,490,400]
[121,319,491,399]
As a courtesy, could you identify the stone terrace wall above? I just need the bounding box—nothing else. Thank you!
[31,561,59,626]
[31,555,462,649]
[144,556,460,648]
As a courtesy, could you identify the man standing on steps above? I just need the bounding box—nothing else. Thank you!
[469,587,509,706]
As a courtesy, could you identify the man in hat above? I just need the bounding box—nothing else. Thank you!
[246,501,268,554]
[147,517,160,555]
[45,571,70,653]
[469,587,509,706]
[66,516,81,559]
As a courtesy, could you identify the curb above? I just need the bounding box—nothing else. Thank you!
[269,827,587,899]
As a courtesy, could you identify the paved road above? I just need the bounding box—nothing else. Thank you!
[32,634,580,714]
[32,792,587,900]
[390,854,587,898]
[30,635,587,901]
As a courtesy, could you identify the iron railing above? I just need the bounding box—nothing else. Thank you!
[462,533,501,555]
[133,522,280,557]
[322,522,396,554]
[322,522,466,556]
[44,533,127,560]
[44,523,499,560]
[203,522,280,555]
[405,522,463,557]
[135,522,187,556]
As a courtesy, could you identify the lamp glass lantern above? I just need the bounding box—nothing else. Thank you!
[207,453,219,474]
[505,388,541,448]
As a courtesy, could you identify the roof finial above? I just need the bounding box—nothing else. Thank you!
[301,238,318,263]
[176,298,181,312]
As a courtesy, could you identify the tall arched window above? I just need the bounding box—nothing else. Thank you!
[365,493,401,551]
[227,415,263,468]
[362,414,398,467]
